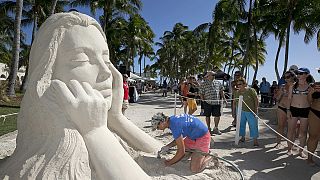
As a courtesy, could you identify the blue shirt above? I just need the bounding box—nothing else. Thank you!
[278,77,285,87]
[260,81,271,93]
[169,114,208,140]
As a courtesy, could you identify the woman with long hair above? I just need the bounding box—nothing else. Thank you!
[0,12,160,180]
[307,82,320,165]
[287,68,311,157]
[275,71,296,146]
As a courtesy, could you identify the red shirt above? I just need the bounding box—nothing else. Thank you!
[123,81,129,100]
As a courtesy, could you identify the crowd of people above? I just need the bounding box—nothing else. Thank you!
[151,64,319,172]
[272,65,320,166]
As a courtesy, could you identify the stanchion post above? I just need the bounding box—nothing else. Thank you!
[174,92,177,115]
[235,95,243,145]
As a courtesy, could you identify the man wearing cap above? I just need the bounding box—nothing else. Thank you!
[122,74,129,114]
[151,113,212,173]
[200,71,227,135]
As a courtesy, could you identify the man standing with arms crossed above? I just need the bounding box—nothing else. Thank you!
[200,71,227,135]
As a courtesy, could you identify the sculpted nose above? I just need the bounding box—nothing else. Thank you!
[97,62,111,82]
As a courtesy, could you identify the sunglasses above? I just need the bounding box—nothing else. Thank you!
[284,76,291,79]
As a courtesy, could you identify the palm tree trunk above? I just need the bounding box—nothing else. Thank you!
[274,33,284,80]
[227,44,234,75]
[284,22,291,76]
[143,56,146,77]
[49,0,58,15]
[252,26,258,85]
[240,0,253,75]
[283,0,296,76]
[7,0,23,96]
[138,53,143,77]
[103,1,112,32]
[20,12,38,93]
[131,48,135,73]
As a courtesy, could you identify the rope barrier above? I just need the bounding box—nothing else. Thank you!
[172,93,320,160]
[158,148,244,180]
[0,113,18,124]
[178,94,238,103]
[241,100,320,160]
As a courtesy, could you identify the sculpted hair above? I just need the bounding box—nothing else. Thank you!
[7,12,107,179]
[28,11,106,97]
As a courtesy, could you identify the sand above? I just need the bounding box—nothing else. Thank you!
[1,92,320,179]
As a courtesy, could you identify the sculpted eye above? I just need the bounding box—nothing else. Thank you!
[71,53,89,62]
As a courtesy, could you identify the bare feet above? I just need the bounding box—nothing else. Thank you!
[200,155,213,172]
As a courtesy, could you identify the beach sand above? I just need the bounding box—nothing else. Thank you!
[1,92,320,179]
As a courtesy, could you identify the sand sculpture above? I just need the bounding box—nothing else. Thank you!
[0,12,162,180]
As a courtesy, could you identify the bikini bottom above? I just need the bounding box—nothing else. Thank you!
[290,106,310,118]
[278,106,287,114]
[310,108,320,119]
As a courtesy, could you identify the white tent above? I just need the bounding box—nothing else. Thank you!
[130,72,143,80]
[127,77,135,82]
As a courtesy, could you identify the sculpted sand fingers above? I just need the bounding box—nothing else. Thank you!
[0,12,161,180]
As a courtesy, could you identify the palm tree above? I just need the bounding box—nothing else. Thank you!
[7,0,23,96]
[0,2,14,67]
[50,0,59,15]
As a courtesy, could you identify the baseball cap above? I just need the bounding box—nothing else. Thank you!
[151,112,167,131]
[289,65,298,71]
[297,67,310,74]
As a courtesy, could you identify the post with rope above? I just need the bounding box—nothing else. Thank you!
[174,92,177,115]
[235,95,243,145]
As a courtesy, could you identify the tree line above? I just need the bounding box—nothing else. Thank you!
[1,0,320,97]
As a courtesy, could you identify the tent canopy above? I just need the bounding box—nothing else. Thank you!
[130,72,142,80]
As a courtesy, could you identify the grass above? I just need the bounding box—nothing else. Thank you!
[0,94,22,136]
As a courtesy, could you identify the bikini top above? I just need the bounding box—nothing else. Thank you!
[292,86,309,95]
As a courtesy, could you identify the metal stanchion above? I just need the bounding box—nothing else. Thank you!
[235,95,243,145]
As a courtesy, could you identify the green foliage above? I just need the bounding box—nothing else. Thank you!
[0,92,21,136]
[0,106,19,136]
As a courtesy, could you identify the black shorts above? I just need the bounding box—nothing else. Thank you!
[204,102,221,117]
[290,106,310,118]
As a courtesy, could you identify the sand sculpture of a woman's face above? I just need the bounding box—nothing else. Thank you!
[0,12,162,180]
[53,25,112,109]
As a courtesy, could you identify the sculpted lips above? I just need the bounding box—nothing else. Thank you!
[95,80,112,98]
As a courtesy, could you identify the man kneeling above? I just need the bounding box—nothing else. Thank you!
[152,113,212,172]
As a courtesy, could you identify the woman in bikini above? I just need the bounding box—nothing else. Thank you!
[307,82,320,165]
[275,71,296,146]
[287,68,311,157]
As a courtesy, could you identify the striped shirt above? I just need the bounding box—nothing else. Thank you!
[200,79,223,105]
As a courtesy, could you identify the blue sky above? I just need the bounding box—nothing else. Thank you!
[139,0,320,82]
[26,0,319,82]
